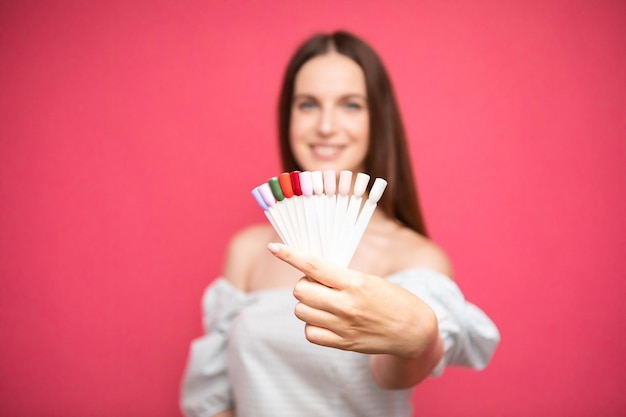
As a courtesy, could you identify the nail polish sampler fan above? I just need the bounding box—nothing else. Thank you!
[251,170,387,267]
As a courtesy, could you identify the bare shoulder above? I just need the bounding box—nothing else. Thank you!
[389,227,454,279]
[222,223,275,291]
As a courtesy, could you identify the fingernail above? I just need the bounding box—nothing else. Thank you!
[267,242,280,254]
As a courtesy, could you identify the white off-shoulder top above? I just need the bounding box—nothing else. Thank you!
[180,269,500,417]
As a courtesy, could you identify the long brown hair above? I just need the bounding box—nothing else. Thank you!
[278,31,428,237]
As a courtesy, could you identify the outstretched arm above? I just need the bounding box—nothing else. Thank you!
[267,242,443,389]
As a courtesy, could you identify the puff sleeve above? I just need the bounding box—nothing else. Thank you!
[386,269,500,376]
[180,278,247,417]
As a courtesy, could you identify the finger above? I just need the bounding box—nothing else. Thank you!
[294,301,338,329]
[303,324,346,349]
[267,242,348,288]
[293,277,353,319]
[293,276,338,305]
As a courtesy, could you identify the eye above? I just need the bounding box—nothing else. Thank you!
[343,101,363,110]
[294,99,317,111]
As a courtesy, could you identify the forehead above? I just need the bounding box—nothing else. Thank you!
[294,53,366,96]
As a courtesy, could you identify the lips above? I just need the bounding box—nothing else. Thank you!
[310,144,345,159]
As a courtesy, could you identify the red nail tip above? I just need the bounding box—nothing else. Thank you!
[290,171,302,196]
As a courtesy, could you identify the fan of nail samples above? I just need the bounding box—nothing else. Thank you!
[251,170,387,267]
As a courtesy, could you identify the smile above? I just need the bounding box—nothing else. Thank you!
[310,144,345,159]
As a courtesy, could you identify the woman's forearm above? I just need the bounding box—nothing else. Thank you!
[369,330,443,389]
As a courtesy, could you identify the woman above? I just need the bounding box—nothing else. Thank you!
[181,31,499,417]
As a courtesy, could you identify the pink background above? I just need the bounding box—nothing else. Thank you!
[1,1,625,416]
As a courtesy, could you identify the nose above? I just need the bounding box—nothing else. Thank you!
[317,107,336,137]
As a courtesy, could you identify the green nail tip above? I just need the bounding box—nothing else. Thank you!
[268,177,285,201]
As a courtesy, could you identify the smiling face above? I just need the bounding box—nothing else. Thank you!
[289,52,370,173]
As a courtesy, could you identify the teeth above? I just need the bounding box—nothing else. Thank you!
[312,145,340,157]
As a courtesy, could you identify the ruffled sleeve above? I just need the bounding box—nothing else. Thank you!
[386,269,500,377]
[180,278,247,417]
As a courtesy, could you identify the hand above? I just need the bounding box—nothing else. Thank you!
[267,242,438,359]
